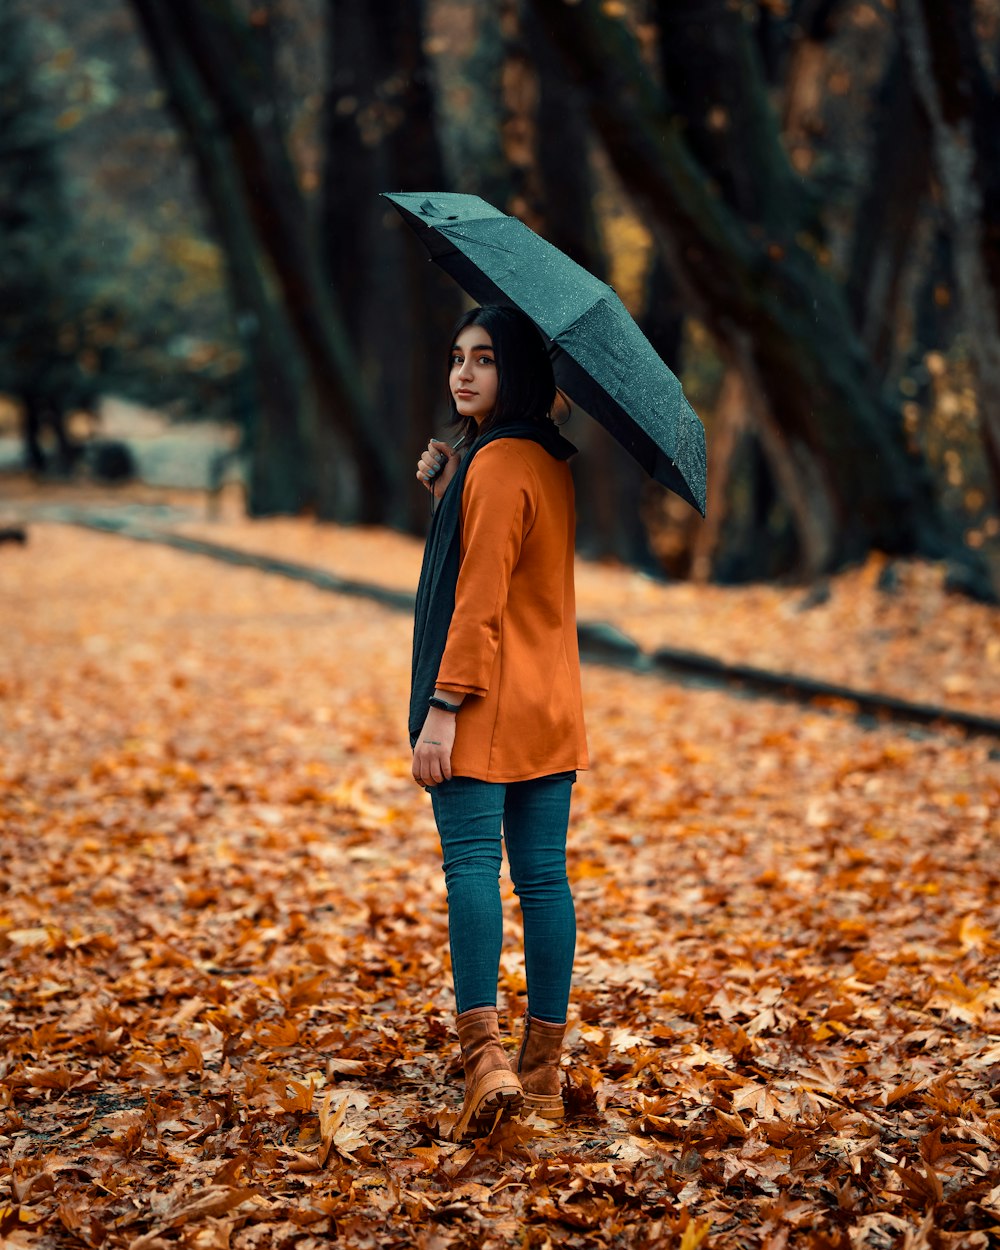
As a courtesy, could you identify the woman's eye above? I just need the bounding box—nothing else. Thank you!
[478,356,494,365]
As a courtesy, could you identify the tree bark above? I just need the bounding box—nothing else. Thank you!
[128,0,311,515]
[754,0,848,87]
[463,2,654,566]
[774,0,850,202]
[322,0,460,533]
[656,0,815,241]
[129,0,393,522]
[897,0,1000,502]
[523,1,653,566]
[845,43,931,377]
[689,365,746,583]
[499,0,544,230]
[655,0,833,576]
[532,0,950,577]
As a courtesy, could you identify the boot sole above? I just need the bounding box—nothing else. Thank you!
[453,1071,524,1141]
[522,1092,564,1120]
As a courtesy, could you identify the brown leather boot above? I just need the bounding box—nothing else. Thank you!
[451,1006,524,1141]
[516,1014,567,1120]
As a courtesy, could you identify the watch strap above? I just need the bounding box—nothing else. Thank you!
[428,695,461,714]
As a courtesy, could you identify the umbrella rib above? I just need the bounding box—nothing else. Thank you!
[549,293,614,339]
[440,228,518,258]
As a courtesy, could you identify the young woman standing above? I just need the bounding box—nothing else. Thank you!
[410,304,589,1141]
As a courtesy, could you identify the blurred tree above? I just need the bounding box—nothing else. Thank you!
[0,2,95,474]
[504,0,657,567]
[128,0,392,520]
[532,0,974,584]
[426,0,511,206]
[322,0,461,532]
[653,0,824,580]
[17,0,993,584]
[15,0,261,441]
[898,0,1000,503]
[844,41,930,377]
[754,0,847,89]
[125,0,310,514]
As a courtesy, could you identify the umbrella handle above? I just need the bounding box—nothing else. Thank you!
[427,433,467,516]
[425,432,466,480]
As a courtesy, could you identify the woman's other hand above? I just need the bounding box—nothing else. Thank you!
[412,708,457,787]
[416,439,460,500]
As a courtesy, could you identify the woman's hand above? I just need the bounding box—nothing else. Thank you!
[416,439,460,500]
[412,707,457,787]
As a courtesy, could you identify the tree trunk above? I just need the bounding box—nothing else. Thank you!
[754,0,848,87]
[688,365,747,583]
[485,2,654,567]
[655,0,815,241]
[774,0,850,212]
[499,0,544,230]
[128,0,311,515]
[656,0,835,576]
[897,0,1000,503]
[845,43,931,377]
[532,0,951,577]
[129,0,392,522]
[322,0,460,533]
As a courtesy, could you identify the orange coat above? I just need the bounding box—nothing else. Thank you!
[435,437,589,782]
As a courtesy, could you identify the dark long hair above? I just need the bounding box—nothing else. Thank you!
[446,304,557,442]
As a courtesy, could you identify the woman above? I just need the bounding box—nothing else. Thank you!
[410,304,589,1142]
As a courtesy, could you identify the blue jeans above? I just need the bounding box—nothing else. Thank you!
[430,772,577,1023]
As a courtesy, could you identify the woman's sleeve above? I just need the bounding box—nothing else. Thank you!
[435,443,536,698]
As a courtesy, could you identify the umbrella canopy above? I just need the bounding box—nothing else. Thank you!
[381,190,706,515]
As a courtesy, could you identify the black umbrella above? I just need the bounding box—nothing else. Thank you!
[381,190,706,515]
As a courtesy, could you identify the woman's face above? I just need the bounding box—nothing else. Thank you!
[450,325,498,425]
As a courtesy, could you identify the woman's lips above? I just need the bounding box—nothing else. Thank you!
[455,390,476,398]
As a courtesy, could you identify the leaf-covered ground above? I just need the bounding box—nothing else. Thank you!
[167,499,1000,718]
[6,476,1000,715]
[2,515,999,1249]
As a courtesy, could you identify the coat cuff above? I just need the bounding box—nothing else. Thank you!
[435,679,487,697]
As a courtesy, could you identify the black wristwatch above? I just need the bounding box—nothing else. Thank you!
[428,696,461,714]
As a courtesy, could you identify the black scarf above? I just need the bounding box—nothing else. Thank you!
[409,419,577,748]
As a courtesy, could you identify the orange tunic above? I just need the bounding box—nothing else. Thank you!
[435,437,589,783]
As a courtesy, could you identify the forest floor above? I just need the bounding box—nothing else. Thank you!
[1,479,999,1249]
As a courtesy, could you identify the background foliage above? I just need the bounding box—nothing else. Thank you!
[1,0,999,586]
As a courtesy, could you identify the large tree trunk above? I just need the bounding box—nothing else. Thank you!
[322,0,460,533]
[766,0,931,380]
[129,0,393,522]
[655,0,829,578]
[532,0,952,578]
[897,0,1000,502]
[655,1,815,240]
[127,0,310,515]
[844,43,931,377]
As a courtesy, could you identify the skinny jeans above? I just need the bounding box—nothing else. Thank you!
[430,771,576,1024]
